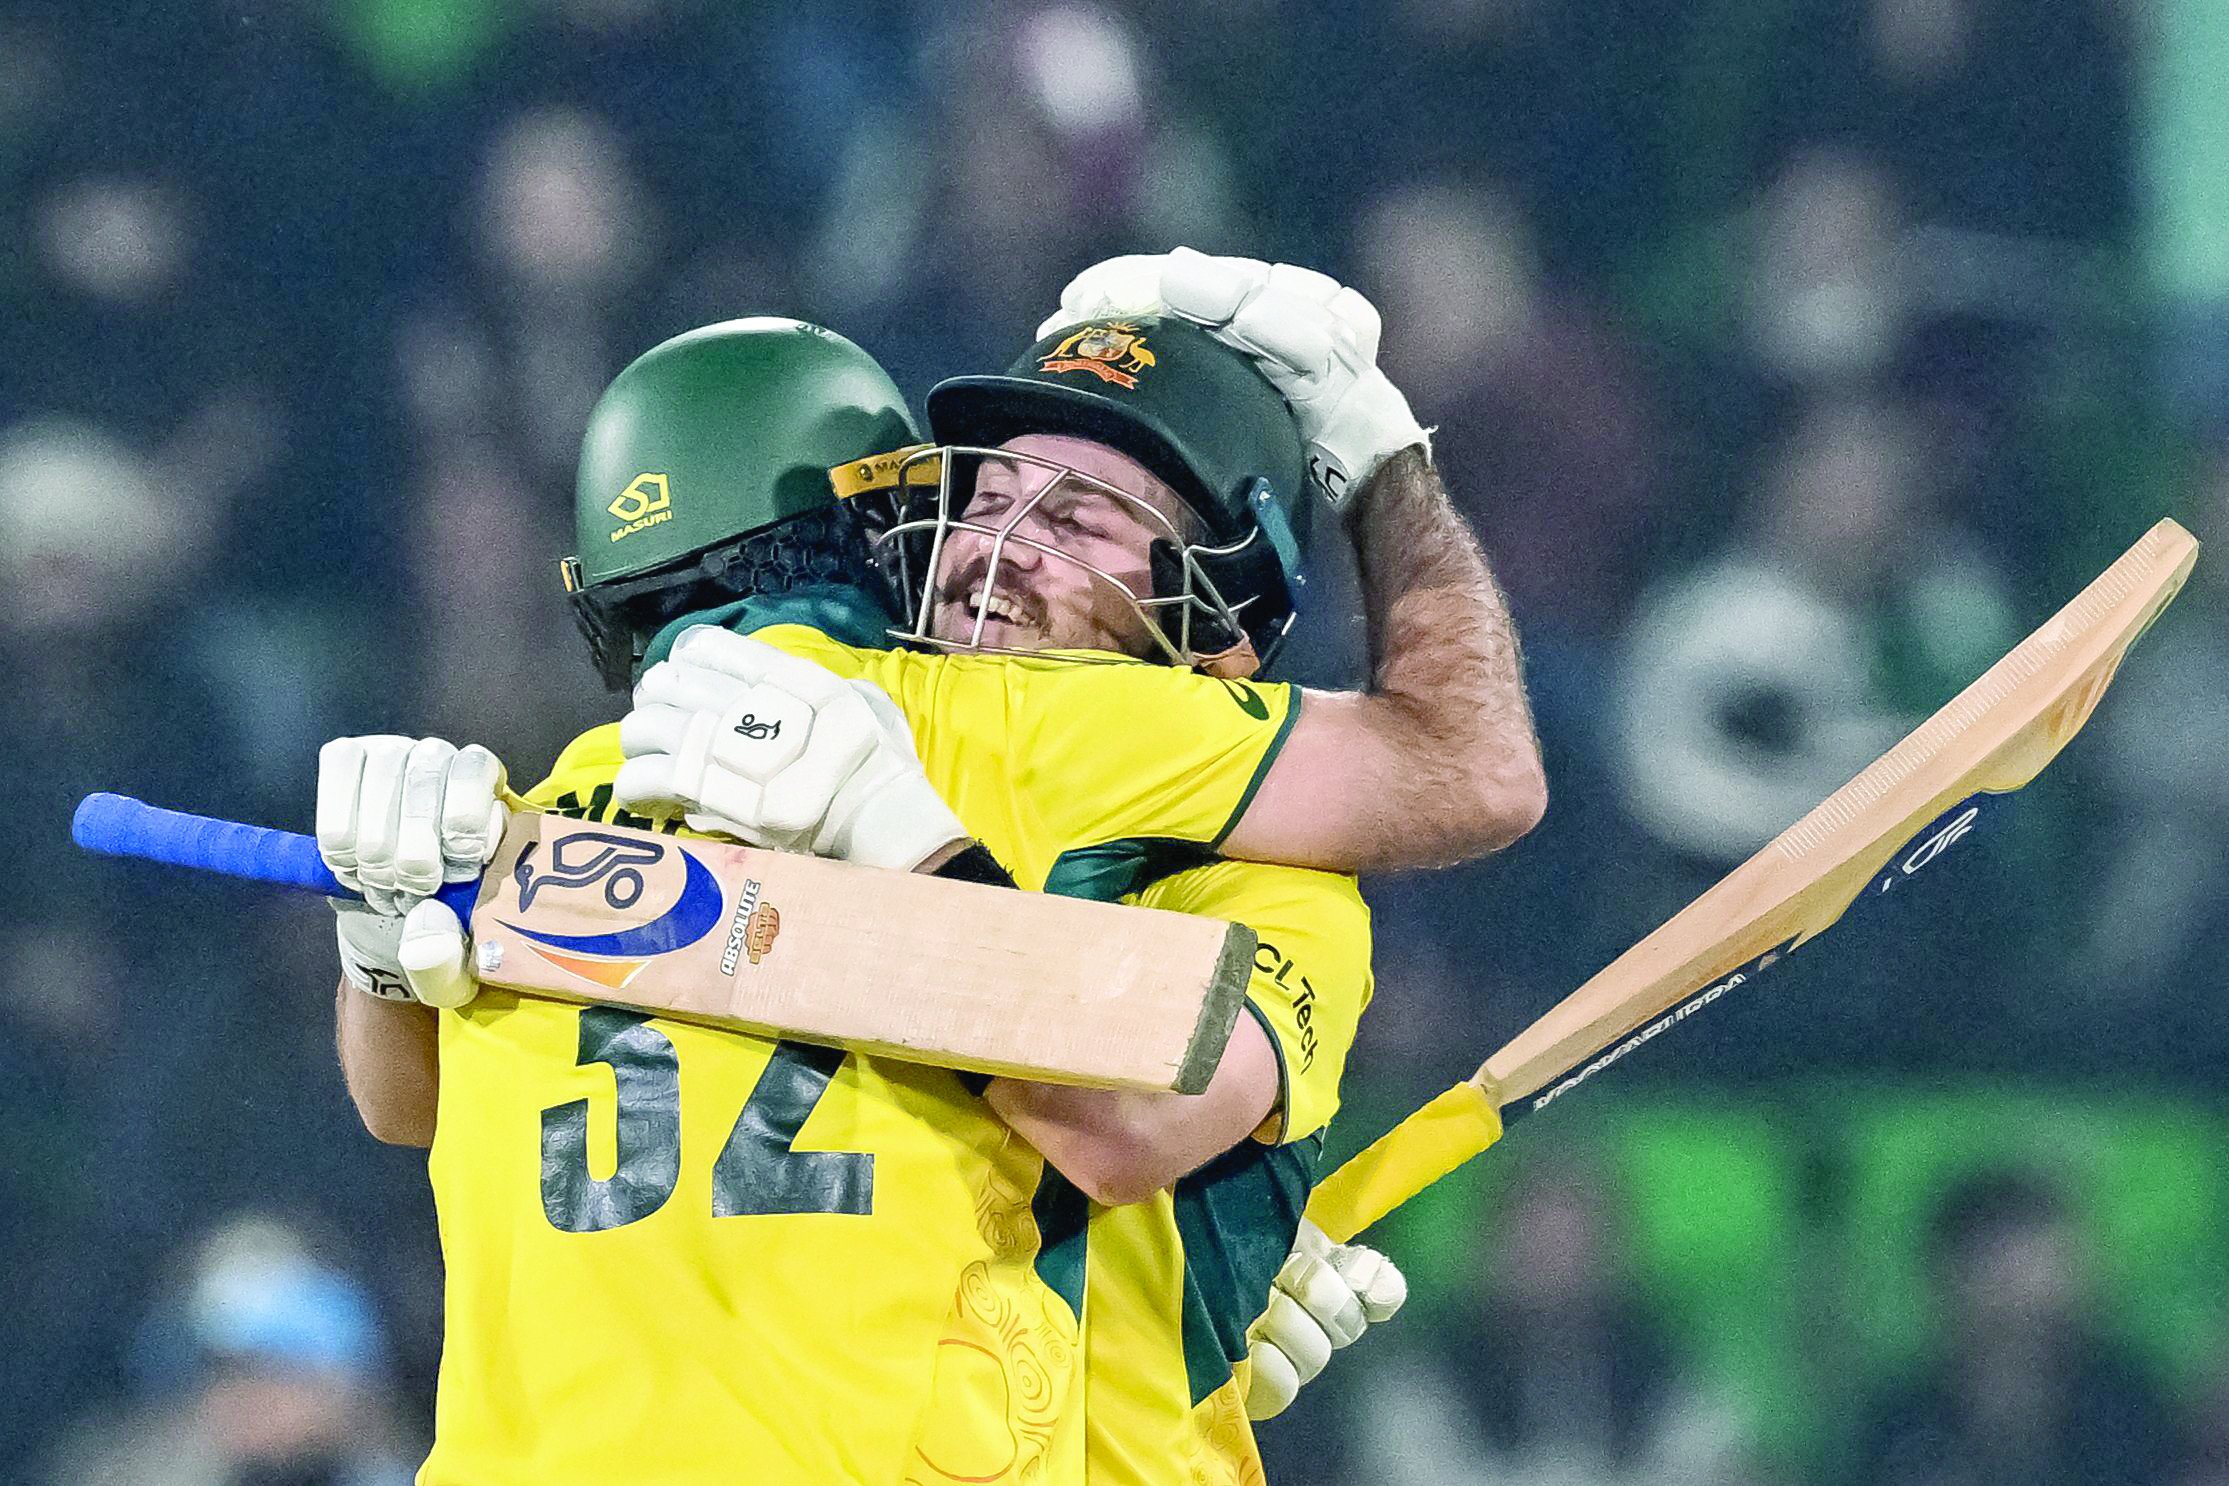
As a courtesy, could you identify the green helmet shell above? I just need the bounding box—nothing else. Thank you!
[572,317,921,588]
[922,315,1312,660]
[925,315,1309,563]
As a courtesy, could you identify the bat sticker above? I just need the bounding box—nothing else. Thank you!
[513,832,667,911]
[500,836,726,989]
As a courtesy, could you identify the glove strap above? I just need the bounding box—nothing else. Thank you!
[339,943,415,1002]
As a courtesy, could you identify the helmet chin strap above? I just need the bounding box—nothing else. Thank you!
[1192,635,1262,680]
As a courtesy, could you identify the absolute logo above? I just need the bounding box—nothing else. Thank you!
[720,878,781,973]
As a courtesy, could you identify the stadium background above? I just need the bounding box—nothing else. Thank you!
[7,1,2226,1481]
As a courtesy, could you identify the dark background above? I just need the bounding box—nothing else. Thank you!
[6,2,2224,1482]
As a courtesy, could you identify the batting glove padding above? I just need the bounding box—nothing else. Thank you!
[395,897,476,1009]
[319,735,505,1009]
[1035,253,1170,338]
[1042,246,1430,509]
[1243,1219,1408,1420]
[615,627,969,874]
[317,735,509,917]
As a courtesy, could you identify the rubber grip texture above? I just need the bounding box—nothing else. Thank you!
[72,793,480,917]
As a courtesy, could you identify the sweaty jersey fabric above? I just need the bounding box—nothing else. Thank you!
[420,627,1371,1486]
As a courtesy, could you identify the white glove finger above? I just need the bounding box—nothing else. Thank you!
[670,626,857,707]
[1223,294,1341,384]
[634,658,753,717]
[1256,1291,1334,1382]
[315,736,373,889]
[351,735,418,916]
[612,754,685,812]
[684,810,806,853]
[1282,1251,1368,1348]
[1329,1243,1409,1324]
[754,693,881,837]
[618,700,696,761]
[1159,247,1271,324]
[1040,254,1168,337]
[399,899,476,1009]
[441,744,508,873]
[1263,261,1345,308]
[690,773,779,842]
[389,737,458,902]
[1243,1336,1302,1422]
[1324,285,1383,363]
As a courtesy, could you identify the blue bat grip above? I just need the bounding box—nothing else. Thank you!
[72,793,481,918]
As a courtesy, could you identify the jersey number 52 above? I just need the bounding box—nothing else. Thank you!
[539,1007,874,1232]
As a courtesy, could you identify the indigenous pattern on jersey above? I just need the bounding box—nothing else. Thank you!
[734,616,1376,1486]
[1082,861,1371,1486]
[424,762,1065,1486]
[421,613,1368,1486]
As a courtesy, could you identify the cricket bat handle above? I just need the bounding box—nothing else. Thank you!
[71,793,481,918]
[1303,1081,1506,1243]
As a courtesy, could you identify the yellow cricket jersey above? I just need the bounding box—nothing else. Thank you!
[421,625,1371,1486]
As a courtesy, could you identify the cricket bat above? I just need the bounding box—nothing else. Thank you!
[1307,518,2199,1243]
[71,799,1256,1094]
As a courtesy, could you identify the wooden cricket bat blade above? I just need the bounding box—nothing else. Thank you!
[1306,519,2196,1242]
[470,815,1257,1094]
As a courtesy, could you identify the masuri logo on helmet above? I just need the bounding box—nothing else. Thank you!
[560,318,920,689]
[607,472,673,542]
[558,312,1321,691]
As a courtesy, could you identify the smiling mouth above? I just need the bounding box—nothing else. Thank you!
[956,586,1035,632]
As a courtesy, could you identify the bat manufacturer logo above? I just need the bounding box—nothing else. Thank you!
[1523,937,1800,1121]
[732,713,781,741]
[501,830,725,989]
[719,878,782,973]
[1873,797,1985,895]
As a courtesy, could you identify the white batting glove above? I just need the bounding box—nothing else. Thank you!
[330,898,477,1010]
[1043,247,1430,508]
[1035,253,1169,338]
[1160,248,1429,507]
[317,736,509,915]
[614,626,969,873]
[332,900,414,1002]
[1243,1219,1408,1420]
[317,735,506,1008]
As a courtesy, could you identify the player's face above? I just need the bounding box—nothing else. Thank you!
[928,434,1190,658]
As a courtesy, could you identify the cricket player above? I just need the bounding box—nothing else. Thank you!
[329,260,1532,1479]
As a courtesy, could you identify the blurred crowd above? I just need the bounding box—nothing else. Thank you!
[5,0,2225,1481]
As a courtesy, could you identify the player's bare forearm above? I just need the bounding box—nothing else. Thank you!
[1231,449,1547,871]
[335,978,439,1147]
[984,1012,1280,1206]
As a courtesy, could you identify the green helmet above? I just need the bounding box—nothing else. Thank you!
[922,314,1311,669]
[563,318,921,687]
